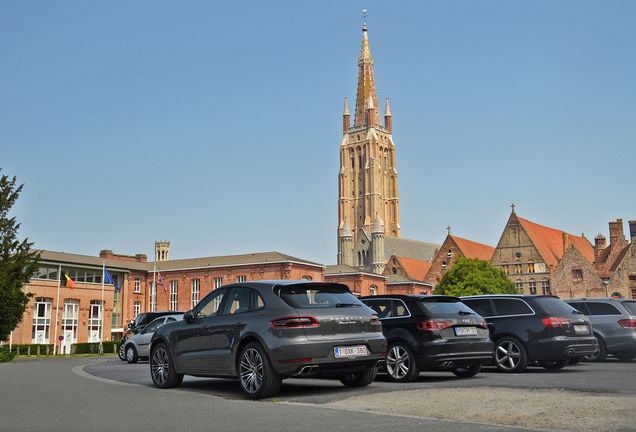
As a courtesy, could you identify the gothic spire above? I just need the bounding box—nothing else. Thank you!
[354,24,382,127]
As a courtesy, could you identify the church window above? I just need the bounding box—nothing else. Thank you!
[502,265,509,275]
[516,282,523,291]
[515,264,522,274]
[572,269,583,282]
[441,262,447,273]
[529,281,537,294]
[447,250,452,258]
[392,267,397,274]
[527,262,535,273]
[542,280,551,295]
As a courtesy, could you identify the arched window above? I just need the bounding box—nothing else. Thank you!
[369,286,377,296]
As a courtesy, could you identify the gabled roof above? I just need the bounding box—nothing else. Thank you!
[386,273,433,287]
[325,264,385,278]
[397,257,432,281]
[517,217,594,267]
[609,244,631,272]
[451,236,495,261]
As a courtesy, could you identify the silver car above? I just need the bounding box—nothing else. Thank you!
[565,298,636,362]
[149,280,386,399]
[124,314,184,363]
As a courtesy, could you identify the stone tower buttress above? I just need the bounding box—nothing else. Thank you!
[338,24,401,262]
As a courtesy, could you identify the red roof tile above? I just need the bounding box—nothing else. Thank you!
[517,217,594,267]
[451,236,495,261]
[397,257,432,281]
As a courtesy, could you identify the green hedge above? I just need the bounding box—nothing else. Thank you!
[0,346,15,363]
[73,341,119,354]
[8,344,54,356]
[4,342,118,357]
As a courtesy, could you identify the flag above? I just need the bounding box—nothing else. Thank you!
[158,272,168,294]
[61,271,75,290]
[104,268,120,290]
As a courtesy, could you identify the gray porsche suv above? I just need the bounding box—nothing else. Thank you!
[149,280,386,399]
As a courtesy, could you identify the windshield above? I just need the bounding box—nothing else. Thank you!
[418,298,477,317]
[279,284,362,309]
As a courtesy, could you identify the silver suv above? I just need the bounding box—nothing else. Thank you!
[565,298,636,362]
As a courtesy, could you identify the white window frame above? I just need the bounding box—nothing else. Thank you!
[149,282,157,312]
[170,280,178,311]
[214,277,223,289]
[191,279,200,308]
[32,297,52,344]
[134,278,141,293]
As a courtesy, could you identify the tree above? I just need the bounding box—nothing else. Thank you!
[0,169,40,341]
[433,256,519,297]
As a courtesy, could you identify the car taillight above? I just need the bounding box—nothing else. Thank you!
[542,317,570,327]
[618,319,636,328]
[371,314,381,325]
[479,320,488,329]
[417,320,452,331]
[270,316,319,328]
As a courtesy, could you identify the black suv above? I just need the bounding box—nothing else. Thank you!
[565,298,636,362]
[461,295,597,372]
[361,295,493,381]
[118,311,184,361]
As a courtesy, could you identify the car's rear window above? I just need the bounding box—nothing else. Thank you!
[534,297,578,315]
[279,284,362,309]
[586,302,622,316]
[418,298,476,317]
[621,301,636,315]
[493,298,534,316]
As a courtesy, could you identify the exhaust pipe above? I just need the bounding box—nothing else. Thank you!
[442,361,454,368]
[294,365,319,376]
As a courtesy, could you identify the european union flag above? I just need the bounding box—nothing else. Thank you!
[104,268,120,290]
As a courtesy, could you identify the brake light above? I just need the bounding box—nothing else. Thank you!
[618,319,636,328]
[270,316,319,328]
[417,320,453,331]
[479,320,488,329]
[371,313,381,325]
[542,317,570,327]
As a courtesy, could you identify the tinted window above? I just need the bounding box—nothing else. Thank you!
[586,302,622,316]
[418,299,475,317]
[252,290,265,311]
[223,287,252,315]
[394,300,410,317]
[493,299,534,316]
[363,299,392,318]
[463,299,494,317]
[533,297,578,315]
[622,301,636,315]
[142,318,165,334]
[280,285,361,309]
[567,302,591,315]
[197,289,227,318]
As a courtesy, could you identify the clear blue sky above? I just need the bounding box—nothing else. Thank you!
[2,1,635,266]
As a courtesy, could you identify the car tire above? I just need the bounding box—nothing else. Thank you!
[118,340,126,361]
[338,367,378,387]
[614,352,636,362]
[150,342,184,389]
[538,358,569,370]
[494,337,529,373]
[451,363,482,378]
[568,356,584,365]
[125,345,138,364]
[385,342,420,382]
[584,335,607,362]
[238,342,281,399]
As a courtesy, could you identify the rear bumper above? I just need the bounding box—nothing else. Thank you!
[531,336,598,361]
[415,339,494,370]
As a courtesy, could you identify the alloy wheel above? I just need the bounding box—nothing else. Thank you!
[239,347,264,394]
[151,346,169,386]
[496,340,524,371]
[386,345,411,380]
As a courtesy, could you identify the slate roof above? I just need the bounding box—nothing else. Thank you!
[384,237,440,262]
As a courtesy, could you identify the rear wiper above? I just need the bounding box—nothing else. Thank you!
[336,303,359,308]
[458,310,474,315]
[572,310,584,315]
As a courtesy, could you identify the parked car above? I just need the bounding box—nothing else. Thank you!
[461,295,597,372]
[118,310,184,361]
[149,280,387,399]
[360,294,493,382]
[564,297,636,362]
[123,314,184,363]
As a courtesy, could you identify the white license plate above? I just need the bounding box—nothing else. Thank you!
[574,325,588,333]
[455,327,478,336]
[334,345,368,358]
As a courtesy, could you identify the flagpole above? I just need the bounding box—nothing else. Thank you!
[153,263,156,313]
[100,261,105,354]
[53,265,61,355]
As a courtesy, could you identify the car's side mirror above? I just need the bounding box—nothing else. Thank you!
[184,310,195,322]
[128,323,133,329]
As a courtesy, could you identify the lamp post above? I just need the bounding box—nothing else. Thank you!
[603,279,609,298]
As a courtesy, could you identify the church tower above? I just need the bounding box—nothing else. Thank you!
[338,23,401,266]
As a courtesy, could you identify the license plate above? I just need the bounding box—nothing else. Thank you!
[455,327,478,336]
[574,325,588,333]
[334,345,368,358]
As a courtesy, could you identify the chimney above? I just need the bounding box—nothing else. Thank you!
[562,232,569,254]
[594,234,606,267]
[609,219,624,245]
[629,220,636,243]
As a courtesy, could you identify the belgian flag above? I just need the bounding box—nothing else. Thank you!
[61,271,75,290]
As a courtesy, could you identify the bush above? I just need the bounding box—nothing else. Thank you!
[10,344,54,356]
[0,346,15,363]
[73,341,118,354]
